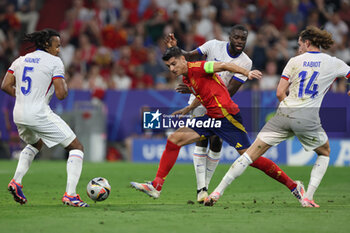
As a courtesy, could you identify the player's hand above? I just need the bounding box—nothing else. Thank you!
[171,106,192,118]
[175,83,191,94]
[164,33,177,48]
[248,70,262,80]
[347,90,350,96]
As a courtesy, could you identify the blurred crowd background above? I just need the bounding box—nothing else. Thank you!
[1,0,350,95]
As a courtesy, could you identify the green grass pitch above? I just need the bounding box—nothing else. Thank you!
[0,160,349,233]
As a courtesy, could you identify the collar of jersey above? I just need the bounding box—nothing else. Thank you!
[306,51,321,54]
[226,43,241,58]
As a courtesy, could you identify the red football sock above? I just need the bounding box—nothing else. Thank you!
[152,139,181,191]
[250,156,297,190]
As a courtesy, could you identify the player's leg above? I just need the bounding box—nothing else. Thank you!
[211,138,270,198]
[249,115,304,196]
[64,138,84,196]
[205,135,223,189]
[8,125,42,204]
[193,138,209,203]
[293,119,329,207]
[203,113,255,205]
[131,127,202,198]
[62,137,89,207]
[303,141,330,208]
[205,113,303,205]
[34,112,88,207]
[12,139,43,184]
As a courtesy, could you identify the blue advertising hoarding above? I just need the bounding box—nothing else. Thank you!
[132,138,350,166]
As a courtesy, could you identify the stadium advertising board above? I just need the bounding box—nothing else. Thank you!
[132,138,350,166]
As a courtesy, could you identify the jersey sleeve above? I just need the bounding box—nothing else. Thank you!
[197,40,216,56]
[8,57,21,75]
[281,58,295,82]
[333,57,350,79]
[52,57,65,80]
[231,58,252,83]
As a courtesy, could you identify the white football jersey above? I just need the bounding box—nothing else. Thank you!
[278,51,350,119]
[8,50,65,125]
[188,39,252,105]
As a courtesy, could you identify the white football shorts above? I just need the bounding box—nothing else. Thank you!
[16,112,76,148]
[257,113,328,151]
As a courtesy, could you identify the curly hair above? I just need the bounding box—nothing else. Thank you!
[23,28,60,51]
[299,26,334,50]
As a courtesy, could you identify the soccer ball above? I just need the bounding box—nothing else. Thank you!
[86,177,111,202]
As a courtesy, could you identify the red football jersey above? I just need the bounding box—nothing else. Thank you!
[183,61,240,118]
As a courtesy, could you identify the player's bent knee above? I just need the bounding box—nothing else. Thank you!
[315,142,330,156]
[32,139,44,151]
[66,138,84,152]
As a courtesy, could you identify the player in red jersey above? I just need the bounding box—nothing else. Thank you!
[130,47,305,204]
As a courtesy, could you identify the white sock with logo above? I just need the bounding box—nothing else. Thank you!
[306,155,329,200]
[66,150,84,196]
[205,150,221,189]
[13,144,39,184]
[193,146,207,190]
[214,152,252,195]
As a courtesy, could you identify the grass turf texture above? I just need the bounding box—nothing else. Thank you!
[0,161,349,233]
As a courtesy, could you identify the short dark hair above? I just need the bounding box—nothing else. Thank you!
[229,24,248,35]
[162,46,183,61]
[23,28,60,51]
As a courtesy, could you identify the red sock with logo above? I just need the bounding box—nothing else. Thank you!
[250,156,297,190]
[152,139,181,191]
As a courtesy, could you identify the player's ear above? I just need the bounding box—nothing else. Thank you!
[180,55,186,62]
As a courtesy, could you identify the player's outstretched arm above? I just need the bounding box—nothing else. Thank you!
[212,62,262,80]
[53,78,68,100]
[1,72,16,97]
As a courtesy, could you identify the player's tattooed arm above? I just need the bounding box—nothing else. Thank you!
[1,72,16,97]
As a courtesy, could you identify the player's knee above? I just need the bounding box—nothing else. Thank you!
[315,143,330,156]
[168,132,181,145]
[209,136,222,152]
[32,139,43,151]
[196,138,208,147]
[66,138,84,152]
[321,146,330,156]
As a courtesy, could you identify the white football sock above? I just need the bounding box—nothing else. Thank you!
[214,152,252,195]
[306,155,329,200]
[193,146,207,190]
[66,149,84,196]
[205,150,221,189]
[13,144,39,184]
